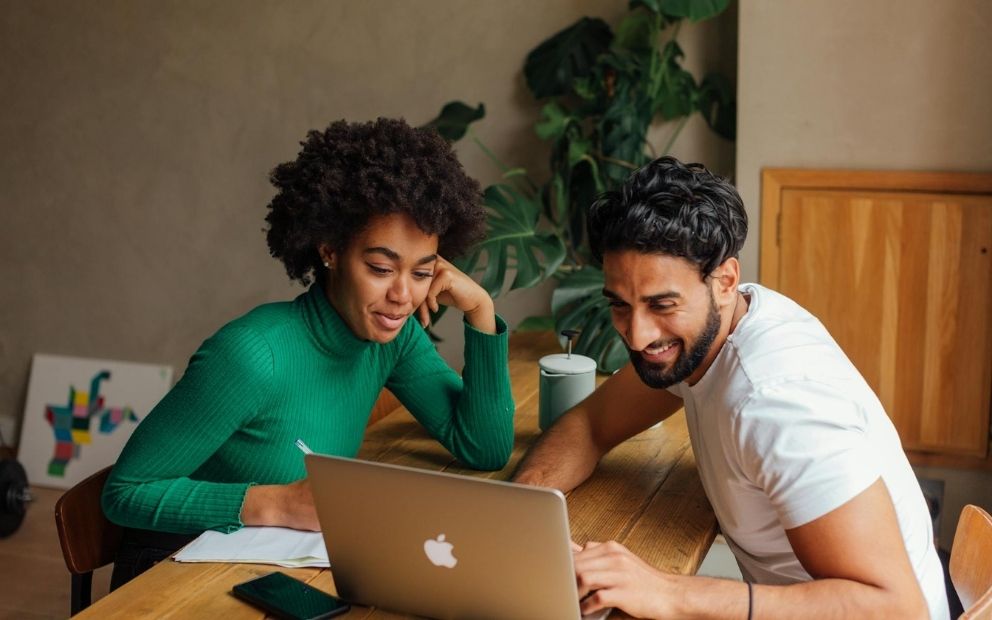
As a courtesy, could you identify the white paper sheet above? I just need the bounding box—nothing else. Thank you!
[173,526,329,568]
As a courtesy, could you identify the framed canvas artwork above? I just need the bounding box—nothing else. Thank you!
[18,353,173,489]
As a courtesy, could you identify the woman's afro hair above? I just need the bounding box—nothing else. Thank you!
[265,117,486,285]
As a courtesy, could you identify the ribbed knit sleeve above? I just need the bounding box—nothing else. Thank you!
[386,316,514,470]
[102,324,274,534]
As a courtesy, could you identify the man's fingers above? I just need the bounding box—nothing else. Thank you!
[574,551,621,576]
[579,587,615,615]
[571,540,582,553]
[573,542,630,580]
[575,567,617,602]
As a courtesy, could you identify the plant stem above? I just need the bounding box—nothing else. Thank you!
[593,152,639,170]
[470,130,539,193]
[648,13,663,99]
[471,133,509,173]
[660,115,690,155]
[653,19,683,106]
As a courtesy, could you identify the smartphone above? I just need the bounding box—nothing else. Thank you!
[232,571,351,620]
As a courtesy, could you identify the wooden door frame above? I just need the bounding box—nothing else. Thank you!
[759,168,992,470]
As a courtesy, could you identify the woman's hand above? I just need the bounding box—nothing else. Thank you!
[241,478,320,531]
[416,256,496,334]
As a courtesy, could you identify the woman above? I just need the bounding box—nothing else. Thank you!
[102,118,514,586]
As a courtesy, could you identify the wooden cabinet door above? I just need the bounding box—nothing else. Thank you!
[761,170,992,462]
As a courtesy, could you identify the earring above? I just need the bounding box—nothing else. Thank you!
[323,261,330,268]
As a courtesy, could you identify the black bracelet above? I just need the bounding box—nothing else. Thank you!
[747,581,753,620]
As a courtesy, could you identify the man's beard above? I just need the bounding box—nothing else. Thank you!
[627,294,722,389]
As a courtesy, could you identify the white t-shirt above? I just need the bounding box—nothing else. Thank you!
[666,284,949,619]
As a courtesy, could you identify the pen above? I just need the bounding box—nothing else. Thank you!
[294,438,314,455]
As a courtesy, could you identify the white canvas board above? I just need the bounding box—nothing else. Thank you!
[18,353,173,489]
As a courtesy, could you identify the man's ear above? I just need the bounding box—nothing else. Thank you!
[710,257,740,306]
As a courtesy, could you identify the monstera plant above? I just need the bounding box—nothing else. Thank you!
[427,0,735,372]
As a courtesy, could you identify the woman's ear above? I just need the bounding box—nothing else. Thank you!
[318,244,336,270]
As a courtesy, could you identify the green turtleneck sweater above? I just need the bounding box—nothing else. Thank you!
[101,285,514,535]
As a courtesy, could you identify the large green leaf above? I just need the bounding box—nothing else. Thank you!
[599,83,654,182]
[543,171,570,228]
[697,72,736,140]
[551,266,604,312]
[629,0,662,12]
[567,133,594,168]
[535,102,574,141]
[572,76,600,102]
[656,0,730,21]
[465,184,566,297]
[593,48,655,170]
[561,158,603,258]
[551,267,627,372]
[655,41,696,119]
[613,11,658,53]
[424,101,485,142]
[524,17,613,99]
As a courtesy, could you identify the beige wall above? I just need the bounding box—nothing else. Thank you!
[737,0,992,546]
[0,2,734,443]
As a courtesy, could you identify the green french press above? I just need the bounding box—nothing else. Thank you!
[538,330,597,431]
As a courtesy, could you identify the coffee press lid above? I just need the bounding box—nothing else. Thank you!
[538,329,597,375]
[539,353,597,375]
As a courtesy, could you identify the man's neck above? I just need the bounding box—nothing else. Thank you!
[685,291,750,386]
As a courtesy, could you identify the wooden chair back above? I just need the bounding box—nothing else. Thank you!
[54,465,122,614]
[950,504,992,619]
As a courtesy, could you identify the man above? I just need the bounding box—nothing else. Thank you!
[513,157,948,619]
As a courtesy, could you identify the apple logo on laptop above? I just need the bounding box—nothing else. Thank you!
[423,534,457,568]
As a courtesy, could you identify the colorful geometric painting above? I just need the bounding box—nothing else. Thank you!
[44,370,141,477]
[18,354,173,489]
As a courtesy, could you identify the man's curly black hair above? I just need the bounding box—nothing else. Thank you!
[588,156,747,279]
[265,117,486,285]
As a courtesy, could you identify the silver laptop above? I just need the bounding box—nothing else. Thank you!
[305,454,583,619]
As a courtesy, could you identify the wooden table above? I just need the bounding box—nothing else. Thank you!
[75,332,716,619]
